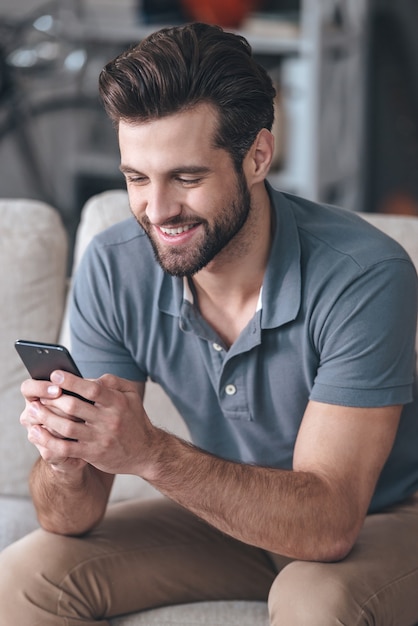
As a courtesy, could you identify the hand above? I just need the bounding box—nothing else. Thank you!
[20,377,87,472]
[21,371,152,477]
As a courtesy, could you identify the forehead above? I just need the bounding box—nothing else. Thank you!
[118,103,221,159]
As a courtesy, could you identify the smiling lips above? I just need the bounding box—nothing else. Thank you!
[159,224,196,236]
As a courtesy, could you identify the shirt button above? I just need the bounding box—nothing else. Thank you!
[225,384,237,396]
[213,342,223,352]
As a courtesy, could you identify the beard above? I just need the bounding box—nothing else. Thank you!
[136,170,252,277]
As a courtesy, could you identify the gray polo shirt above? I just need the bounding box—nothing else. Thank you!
[70,184,418,512]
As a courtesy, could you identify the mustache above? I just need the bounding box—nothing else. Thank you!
[138,213,205,228]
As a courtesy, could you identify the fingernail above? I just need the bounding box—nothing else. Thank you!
[47,385,60,396]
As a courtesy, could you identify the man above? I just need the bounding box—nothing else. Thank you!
[1,22,418,625]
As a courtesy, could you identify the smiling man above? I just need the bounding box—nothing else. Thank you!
[1,22,418,626]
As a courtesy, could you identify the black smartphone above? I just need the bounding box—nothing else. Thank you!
[15,340,82,379]
[14,340,91,403]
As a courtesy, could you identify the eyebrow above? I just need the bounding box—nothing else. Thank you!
[119,164,212,176]
[119,165,140,175]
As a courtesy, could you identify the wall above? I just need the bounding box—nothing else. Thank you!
[1,0,46,18]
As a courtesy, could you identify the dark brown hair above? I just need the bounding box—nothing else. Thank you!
[99,22,276,169]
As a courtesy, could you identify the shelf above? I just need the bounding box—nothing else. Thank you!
[70,20,302,56]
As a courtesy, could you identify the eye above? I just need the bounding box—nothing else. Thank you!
[177,176,203,186]
[126,175,148,185]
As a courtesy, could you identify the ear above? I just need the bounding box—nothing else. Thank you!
[244,128,275,184]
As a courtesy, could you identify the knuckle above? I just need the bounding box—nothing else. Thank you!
[62,421,80,441]
[61,394,79,415]
[59,423,73,440]
[28,429,42,447]
[42,450,57,463]
[20,379,32,398]
[100,373,119,387]
[47,440,68,462]
[88,383,101,402]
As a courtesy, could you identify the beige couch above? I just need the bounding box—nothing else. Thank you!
[1,190,418,625]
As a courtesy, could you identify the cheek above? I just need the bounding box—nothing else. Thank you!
[127,188,146,217]
[191,182,232,214]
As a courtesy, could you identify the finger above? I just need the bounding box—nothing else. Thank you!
[22,400,79,444]
[39,393,88,419]
[20,401,60,431]
[28,425,81,464]
[42,414,86,442]
[49,371,134,409]
[20,403,42,429]
[28,424,69,454]
[50,370,101,405]
[28,424,50,447]
[21,378,62,402]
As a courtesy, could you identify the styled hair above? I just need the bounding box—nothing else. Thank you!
[98,22,276,169]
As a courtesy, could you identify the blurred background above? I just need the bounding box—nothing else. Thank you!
[0,0,417,258]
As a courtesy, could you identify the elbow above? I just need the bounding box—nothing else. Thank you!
[320,515,363,562]
[295,540,355,563]
[287,537,355,563]
[315,536,355,562]
[36,510,105,537]
[270,526,359,563]
[38,521,101,537]
[309,522,360,562]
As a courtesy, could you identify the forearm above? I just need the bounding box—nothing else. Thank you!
[143,430,356,561]
[30,457,114,536]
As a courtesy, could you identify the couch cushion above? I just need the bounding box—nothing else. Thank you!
[110,600,269,625]
[0,200,68,496]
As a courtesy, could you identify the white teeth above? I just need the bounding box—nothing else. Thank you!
[160,224,194,236]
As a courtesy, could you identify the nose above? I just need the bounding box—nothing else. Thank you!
[143,182,182,225]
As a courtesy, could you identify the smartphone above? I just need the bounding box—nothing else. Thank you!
[14,340,91,403]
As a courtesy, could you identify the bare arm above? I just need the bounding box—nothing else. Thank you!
[141,401,401,561]
[30,372,401,559]
[29,455,114,535]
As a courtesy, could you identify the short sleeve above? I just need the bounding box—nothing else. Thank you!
[70,239,147,382]
[310,258,417,407]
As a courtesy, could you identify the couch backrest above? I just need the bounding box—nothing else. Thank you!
[0,199,68,497]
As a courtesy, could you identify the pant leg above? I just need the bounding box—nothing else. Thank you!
[0,497,276,626]
[268,492,418,626]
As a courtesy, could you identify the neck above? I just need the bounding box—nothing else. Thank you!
[191,183,273,346]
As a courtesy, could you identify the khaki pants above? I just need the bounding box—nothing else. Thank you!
[1,494,418,625]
